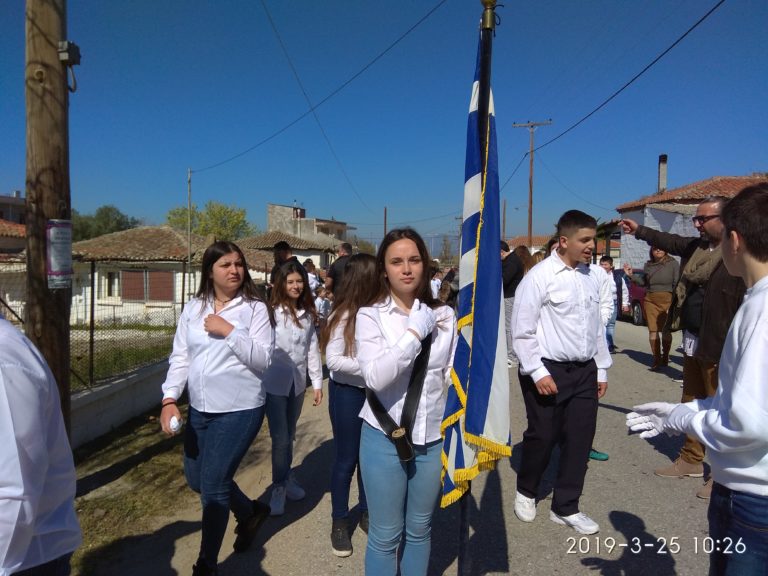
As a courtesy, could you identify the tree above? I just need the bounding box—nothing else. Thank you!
[351,236,376,255]
[72,205,141,241]
[166,201,256,241]
[439,235,453,266]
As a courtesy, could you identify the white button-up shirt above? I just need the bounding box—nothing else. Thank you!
[325,311,365,388]
[356,298,457,445]
[263,305,323,397]
[0,319,82,576]
[512,251,612,383]
[162,296,274,412]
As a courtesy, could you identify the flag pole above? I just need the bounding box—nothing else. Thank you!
[457,8,496,575]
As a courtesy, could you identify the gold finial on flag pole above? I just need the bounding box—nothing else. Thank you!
[481,0,496,30]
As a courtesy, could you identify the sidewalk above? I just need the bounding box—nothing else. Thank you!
[82,321,710,575]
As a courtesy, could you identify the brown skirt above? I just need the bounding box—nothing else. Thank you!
[643,291,673,331]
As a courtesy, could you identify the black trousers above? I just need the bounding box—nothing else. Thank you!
[517,358,598,516]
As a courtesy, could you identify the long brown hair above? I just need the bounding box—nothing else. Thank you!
[374,228,440,308]
[196,241,274,325]
[270,260,317,326]
[319,253,379,355]
[513,245,535,274]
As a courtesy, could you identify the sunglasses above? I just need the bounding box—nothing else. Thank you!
[691,214,720,225]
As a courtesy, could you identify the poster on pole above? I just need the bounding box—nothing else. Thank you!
[46,219,73,289]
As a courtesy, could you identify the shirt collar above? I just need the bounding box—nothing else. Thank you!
[379,295,409,316]
[550,250,589,274]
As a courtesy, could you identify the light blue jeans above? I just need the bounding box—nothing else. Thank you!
[359,423,443,576]
[606,299,618,350]
[265,389,305,486]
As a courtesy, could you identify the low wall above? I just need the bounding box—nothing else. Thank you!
[71,361,167,449]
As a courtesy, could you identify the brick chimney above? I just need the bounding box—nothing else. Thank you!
[657,154,668,194]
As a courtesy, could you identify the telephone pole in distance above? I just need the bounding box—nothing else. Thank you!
[512,119,552,249]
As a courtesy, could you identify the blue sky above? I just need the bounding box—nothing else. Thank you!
[1,0,766,247]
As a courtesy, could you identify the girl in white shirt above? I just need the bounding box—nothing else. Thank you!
[160,241,275,576]
[264,260,324,516]
[355,228,457,576]
[319,253,379,557]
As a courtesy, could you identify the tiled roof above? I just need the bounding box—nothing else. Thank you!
[239,230,337,251]
[0,219,25,238]
[506,234,556,250]
[72,226,210,262]
[616,175,768,211]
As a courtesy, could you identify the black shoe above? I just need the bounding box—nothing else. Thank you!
[331,518,353,558]
[359,510,369,535]
[233,500,270,553]
[192,560,218,576]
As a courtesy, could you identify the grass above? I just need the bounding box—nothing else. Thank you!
[70,341,172,391]
[72,404,193,575]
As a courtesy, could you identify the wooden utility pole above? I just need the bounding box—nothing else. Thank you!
[512,119,551,249]
[25,0,78,433]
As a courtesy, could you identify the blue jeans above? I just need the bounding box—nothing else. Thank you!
[605,299,618,349]
[265,390,305,485]
[328,379,367,519]
[184,405,266,568]
[359,423,443,576]
[13,553,73,576]
[708,482,768,576]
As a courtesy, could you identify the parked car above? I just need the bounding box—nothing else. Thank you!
[620,269,647,326]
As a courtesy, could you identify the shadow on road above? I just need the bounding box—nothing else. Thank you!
[580,510,677,575]
[430,468,509,576]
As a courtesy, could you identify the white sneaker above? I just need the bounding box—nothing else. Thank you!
[286,473,306,501]
[269,485,286,516]
[549,510,599,535]
[514,491,536,522]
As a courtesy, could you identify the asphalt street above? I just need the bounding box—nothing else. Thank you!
[95,321,712,576]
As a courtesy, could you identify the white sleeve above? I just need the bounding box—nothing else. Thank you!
[162,305,191,401]
[599,271,613,326]
[225,301,274,373]
[355,307,421,393]
[621,276,630,309]
[307,324,324,390]
[325,316,361,376]
[512,273,550,383]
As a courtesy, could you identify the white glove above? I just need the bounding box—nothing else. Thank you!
[665,404,697,434]
[407,298,436,340]
[626,402,677,439]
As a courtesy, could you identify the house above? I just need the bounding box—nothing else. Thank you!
[238,230,338,272]
[616,173,767,269]
[267,203,353,241]
[0,191,25,225]
[0,218,25,254]
[505,234,555,253]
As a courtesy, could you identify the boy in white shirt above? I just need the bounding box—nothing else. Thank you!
[627,183,768,576]
[512,210,611,535]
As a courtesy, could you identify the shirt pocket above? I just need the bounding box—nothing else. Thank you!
[547,290,574,314]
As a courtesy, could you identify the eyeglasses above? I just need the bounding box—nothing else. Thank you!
[691,214,720,225]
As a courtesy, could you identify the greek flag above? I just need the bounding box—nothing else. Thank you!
[440,37,511,507]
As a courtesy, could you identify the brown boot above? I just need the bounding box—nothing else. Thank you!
[659,333,672,367]
[649,335,661,370]
[654,457,704,478]
[696,478,713,499]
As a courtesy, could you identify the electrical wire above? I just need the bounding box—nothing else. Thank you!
[259,0,374,213]
[535,152,614,213]
[534,0,726,152]
[192,0,449,174]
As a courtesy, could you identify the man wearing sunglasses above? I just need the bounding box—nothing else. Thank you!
[620,196,745,499]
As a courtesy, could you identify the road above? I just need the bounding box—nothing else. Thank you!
[90,320,712,576]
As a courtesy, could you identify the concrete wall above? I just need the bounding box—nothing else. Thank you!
[70,361,167,449]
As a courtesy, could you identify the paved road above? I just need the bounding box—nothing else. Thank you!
[94,321,712,575]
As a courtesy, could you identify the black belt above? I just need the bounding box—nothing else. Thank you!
[542,358,593,368]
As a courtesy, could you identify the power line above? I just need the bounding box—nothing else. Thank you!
[534,0,726,152]
[535,152,614,213]
[192,0,448,174]
[259,0,374,213]
[500,0,726,189]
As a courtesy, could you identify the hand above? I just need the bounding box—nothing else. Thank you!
[619,218,638,235]
[160,403,182,436]
[622,262,633,275]
[204,314,234,337]
[407,298,436,340]
[625,401,676,439]
[622,305,630,313]
[597,381,607,399]
[312,389,323,406]
[534,375,558,396]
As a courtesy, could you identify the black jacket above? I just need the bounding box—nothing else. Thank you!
[635,225,745,364]
[502,252,524,299]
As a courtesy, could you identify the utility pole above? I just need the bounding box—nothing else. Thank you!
[512,119,552,248]
[383,206,387,236]
[502,198,506,241]
[186,167,192,309]
[25,0,79,433]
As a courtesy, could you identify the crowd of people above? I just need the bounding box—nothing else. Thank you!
[2,184,766,576]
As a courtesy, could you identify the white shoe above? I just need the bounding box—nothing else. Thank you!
[514,491,536,522]
[549,510,599,534]
[286,473,306,501]
[269,485,286,516]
